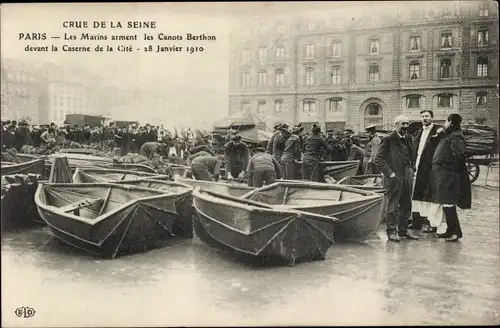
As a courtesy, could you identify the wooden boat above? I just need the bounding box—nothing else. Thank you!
[110,163,158,173]
[192,188,336,266]
[57,148,111,157]
[294,161,360,182]
[2,174,45,228]
[1,158,46,177]
[242,181,384,242]
[73,168,169,183]
[35,182,193,258]
[170,164,191,177]
[175,176,255,198]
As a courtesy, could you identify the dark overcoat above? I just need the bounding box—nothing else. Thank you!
[374,131,415,178]
[428,129,471,209]
[412,124,443,201]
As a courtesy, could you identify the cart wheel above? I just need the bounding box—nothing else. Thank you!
[467,162,480,183]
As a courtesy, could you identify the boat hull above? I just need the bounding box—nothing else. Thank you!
[73,168,168,183]
[192,189,336,266]
[1,158,46,178]
[35,183,193,258]
[294,161,360,182]
[243,181,384,242]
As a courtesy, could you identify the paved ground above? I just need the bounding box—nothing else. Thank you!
[2,167,499,327]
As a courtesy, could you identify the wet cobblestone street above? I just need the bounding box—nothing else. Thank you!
[2,169,499,326]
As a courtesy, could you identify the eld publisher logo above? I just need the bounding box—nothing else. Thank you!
[15,306,36,318]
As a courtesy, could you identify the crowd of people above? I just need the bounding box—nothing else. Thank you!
[2,111,472,244]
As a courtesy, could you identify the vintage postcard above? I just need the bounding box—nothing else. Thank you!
[1,1,499,327]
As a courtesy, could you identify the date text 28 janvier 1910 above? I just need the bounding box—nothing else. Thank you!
[19,21,216,53]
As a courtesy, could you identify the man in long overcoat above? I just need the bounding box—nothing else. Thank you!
[410,110,444,233]
[374,115,419,242]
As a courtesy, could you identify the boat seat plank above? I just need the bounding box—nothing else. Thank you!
[59,198,105,213]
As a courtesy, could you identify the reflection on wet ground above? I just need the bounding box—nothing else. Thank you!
[2,184,499,326]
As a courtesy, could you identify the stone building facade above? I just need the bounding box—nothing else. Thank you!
[228,1,499,132]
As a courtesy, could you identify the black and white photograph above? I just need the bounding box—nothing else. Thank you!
[1,1,499,326]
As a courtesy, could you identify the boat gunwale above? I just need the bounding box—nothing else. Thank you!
[35,182,186,225]
[1,157,45,169]
[175,176,255,191]
[72,168,169,182]
[337,174,383,184]
[192,187,338,222]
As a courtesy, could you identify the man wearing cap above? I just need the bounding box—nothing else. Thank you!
[246,147,282,187]
[224,134,250,180]
[266,123,282,155]
[302,125,331,182]
[281,126,303,179]
[272,123,290,165]
[363,124,381,174]
[374,115,419,242]
[139,141,168,160]
[190,152,223,182]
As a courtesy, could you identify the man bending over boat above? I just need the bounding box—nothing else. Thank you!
[140,141,169,160]
[224,134,250,180]
[190,153,223,182]
[246,147,282,187]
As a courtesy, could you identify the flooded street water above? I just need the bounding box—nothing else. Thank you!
[2,173,499,327]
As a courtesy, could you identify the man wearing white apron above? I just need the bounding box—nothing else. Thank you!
[411,110,446,233]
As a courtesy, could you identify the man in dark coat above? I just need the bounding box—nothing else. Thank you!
[272,123,290,165]
[345,137,365,175]
[224,134,250,180]
[140,141,168,160]
[246,147,282,187]
[374,115,419,242]
[363,125,381,174]
[428,114,471,242]
[410,110,444,233]
[281,126,303,179]
[302,125,331,182]
[266,123,282,155]
[190,153,222,181]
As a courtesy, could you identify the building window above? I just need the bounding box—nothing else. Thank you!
[303,100,316,112]
[367,103,380,116]
[258,47,267,63]
[410,35,421,51]
[258,100,266,113]
[476,56,488,77]
[275,68,285,86]
[307,21,315,31]
[305,68,315,86]
[241,72,250,87]
[275,100,284,112]
[441,32,452,48]
[332,41,341,57]
[409,62,420,80]
[328,98,342,112]
[479,3,489,16]
[440,58,451,78]
[369,39,379,54]
[331,66,341,84]
[406,95,421,108]
[258,71,267,86]
[276,45,285,60]
[242,48,250,63]
[306,44,315,58]
[478,28,489,46]
[241,101,250,112]
[476,92,487,106]
[369,64,379,82]
[438,94,452,108]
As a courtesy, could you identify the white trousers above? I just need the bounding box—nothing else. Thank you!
[412,170,447,232]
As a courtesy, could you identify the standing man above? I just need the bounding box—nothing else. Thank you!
[224,134,250,180]
[246,147,282,187]
[302,125,331,182]
[266,123,282,155]
[410,110,444,233]
[281,126,303,179]
[345,138,365,175]
[272,123,290,166]
[374,115,419,242]
[363,125,381,174]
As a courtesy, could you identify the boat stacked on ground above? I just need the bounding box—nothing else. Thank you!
[35,182,194,258]
[192,188,337,266]
[242,180,384,242]
[73,168,169,183]
[1,158,47,178]
[294,161,360,182]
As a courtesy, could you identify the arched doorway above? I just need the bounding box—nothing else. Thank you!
[359,98,386,131]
